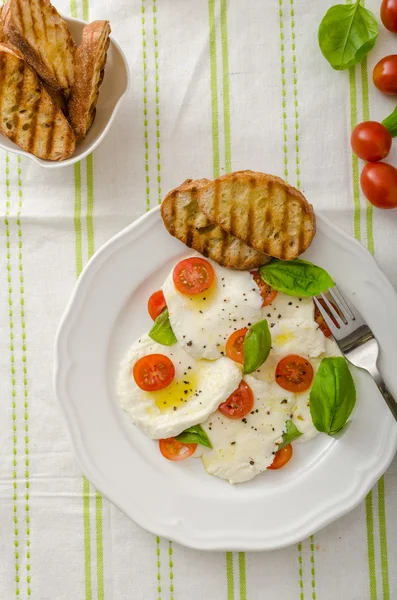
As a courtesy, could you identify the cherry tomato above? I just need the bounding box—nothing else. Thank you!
[159,438,197,461]
[251,270,278,306]
[173,257,215,295]
[360,162,397,209]
[373,55,397,95]
[381,0,397,33]
[350,122,392,162]
[133,354,175,391]
[313,298,339,338]
[219,381,254,419]
[148,290,167,321]
[275,355,314,393]
[225,328,248,364]
[268,444,293,470]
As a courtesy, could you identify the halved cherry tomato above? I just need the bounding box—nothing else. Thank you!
[275,355,314,393]
[226,328,248,364]
[373,55,397,95]
[219,381,254,419]
[360,162,397,209]
[173,257,215,295]
[159,438,197,461]
[148,290,167,321]
[133,354,175,391]
[350,121,392,162]
[381,0,397,32]
[268,444,293,470]
[251,270,278,306]
[313,298,339,338]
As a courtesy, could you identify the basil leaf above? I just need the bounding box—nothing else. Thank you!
[279,420,303,450]
[243,319,271,375]
[175,425,212,449]
[259,259,334,297]
[148,308,177,346]
[309,357,356,436]
[318,0,379,71]
[382,106,397,138]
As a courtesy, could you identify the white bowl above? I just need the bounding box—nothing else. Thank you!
[0,15,130,168]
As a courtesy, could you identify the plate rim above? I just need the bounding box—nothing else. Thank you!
[54,206,397,551]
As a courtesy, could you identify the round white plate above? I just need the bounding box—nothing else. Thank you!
[54,207,397,551]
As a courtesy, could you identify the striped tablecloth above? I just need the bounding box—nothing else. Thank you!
[1,0,397,598]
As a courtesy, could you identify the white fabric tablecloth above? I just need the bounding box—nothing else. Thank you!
[1,0,397,598]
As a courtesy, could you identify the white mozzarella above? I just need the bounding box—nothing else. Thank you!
[270,317,326,358]
[261,292,315,322]
[162,256,262,360]
[201,376,294,484]
[118,334,241,439]
[291,390,319,443]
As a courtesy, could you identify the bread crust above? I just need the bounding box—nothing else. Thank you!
[161,178,271,270]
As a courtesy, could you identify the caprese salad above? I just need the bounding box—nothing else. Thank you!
[118,255,356,484]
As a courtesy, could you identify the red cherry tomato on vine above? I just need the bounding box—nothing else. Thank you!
[360,163,397,209]
[381,0,397,33]
[350,122,392,162]
[373,55,397,95]
[268,444,293,470]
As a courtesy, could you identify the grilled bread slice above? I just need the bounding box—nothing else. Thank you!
[3,0,76,95]
[0,44,75,160]
[68,20,110,139]
[197,171,316,260]
[161,178,270,270]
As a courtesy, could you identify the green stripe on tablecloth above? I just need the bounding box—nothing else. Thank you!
[278,0,288,180]
[168,541,174,600]
[15,155,32,597]
[238,553,247,600]
[365,492,377,600]
[378,477,390,600]
[226,552,235,600]
[4,153,20,598]
[156,537,162,600]
[220,0,231,173]
[152,0,162,204]
[360,57,374,256]
[298,542,304,600]
[348,65,361,242]
[208,0,220,178]
[141,0,151,210]
[309,536,316,600]
[95,493,105,600]
[82,0,89,21]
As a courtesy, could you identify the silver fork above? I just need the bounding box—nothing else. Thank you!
[313,286,397,421]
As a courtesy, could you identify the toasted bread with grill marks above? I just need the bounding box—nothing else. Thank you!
[0,44,75,160]
[68,20,111,139]
[161,179,271,270]
[197,171,316,260]
[3,0,76,95]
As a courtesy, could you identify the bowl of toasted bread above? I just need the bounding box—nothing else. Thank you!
[0,0,130,167]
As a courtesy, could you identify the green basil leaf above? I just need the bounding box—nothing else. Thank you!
[382,106,397,138]
[318,0,379,71]
[259,258,334,297]
[309,357,356,436]
[148,308,177,346]
[243,319,271,375]
[175,425,212,449]
[279,420,303,450]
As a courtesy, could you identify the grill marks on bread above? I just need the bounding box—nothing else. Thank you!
[197,171,315,260]
[68,20,110,139]
[3,0,76,95]
[161,179,271,270]
[0,43,75,160]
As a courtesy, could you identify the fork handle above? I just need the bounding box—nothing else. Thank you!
[370,366,397,422]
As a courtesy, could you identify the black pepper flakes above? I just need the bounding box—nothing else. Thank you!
[187,341,193,346]
[249,460,255,465]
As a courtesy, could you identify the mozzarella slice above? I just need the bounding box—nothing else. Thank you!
[162,256,263,360]
[201,376,294,483]
[118,334,241,439]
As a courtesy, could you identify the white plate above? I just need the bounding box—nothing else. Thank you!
[0,16,130,168]
[54,207,397,551]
